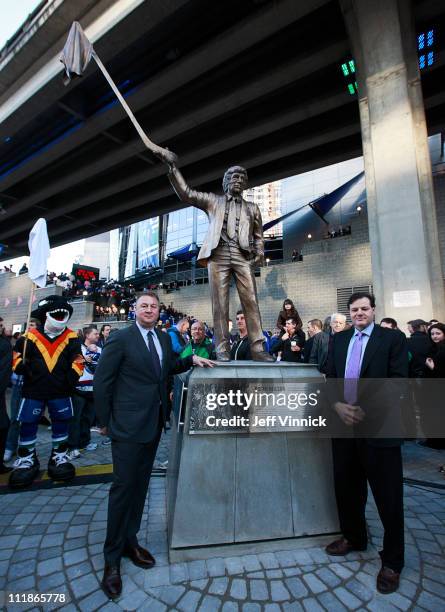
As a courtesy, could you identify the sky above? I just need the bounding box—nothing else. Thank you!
[1,0,86,274]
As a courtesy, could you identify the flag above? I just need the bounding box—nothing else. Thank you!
[28,218,50,288]
[60,21,94,84]
[17,296,23,306]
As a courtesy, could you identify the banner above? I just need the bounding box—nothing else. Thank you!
[138,217,159,269]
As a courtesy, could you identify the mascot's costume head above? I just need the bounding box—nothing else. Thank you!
[9,295,84,489]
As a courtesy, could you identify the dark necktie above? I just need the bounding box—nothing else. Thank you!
[227,198,239,239]
[147,330,161,378]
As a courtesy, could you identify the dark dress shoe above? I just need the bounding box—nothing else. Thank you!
[123,544,156,569]
[325,537,367,556]
[101,565,122,600]
[377,566,400,594]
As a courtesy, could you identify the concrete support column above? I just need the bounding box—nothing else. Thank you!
[341,0,445,324]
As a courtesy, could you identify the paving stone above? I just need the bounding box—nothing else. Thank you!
[285,576,309,599]
[307,548,330,564]
[7,574,36,591]
[138,596,168,611]
[188,560,208,580]
[270,579,291,602]
[240,555,261,572]
[63,548,88,566]
[70,573,100,599]
[38,571,66,591]
[0,534,23,548]
[275,551,296,568]
[249,579,268,601]
[0,549,14,561]
[8,559,36,579]
[209,577,229,596]
[221,603,238,612]
[265,569,283,579]
[77,589,109,611]
[246,571,265,579]
[302,573,327,595]
[345,577,374,602]
[422,577,445,598]
[143,565,171,588]
[283,567,301,577]
[231,578,248,600]
[241,605,261,612]
[329,563,353,580]
[315,567,342,588]
[170,562,189,583]
[38,546,63,561]
[258,553,279,569]
[333,586,362,609]
[198,595,222,611]
[177,589,202,612]
[156,584,186,605]
[66,561,93,580]
[301,597,324,612]
[398,578,417,600]
[417,538,442,554]
[282,603,303,612]
[37,557,63,577]
[317,591,348,611]
[118,589,151,611]
[11,548,38,563]
[225,556,245,575]
[291,550,313,566]
[41,533,64,547]
[190,578,209,590]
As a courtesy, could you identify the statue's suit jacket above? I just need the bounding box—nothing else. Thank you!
[94,324,192,443]
[168,166,264,266]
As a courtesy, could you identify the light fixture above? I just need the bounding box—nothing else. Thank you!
[159,282,163,287]
[119,308,125,314]
[82,290,88,296]
[307,233,312,240]
[356,205,362,212]
[266,258,270,266]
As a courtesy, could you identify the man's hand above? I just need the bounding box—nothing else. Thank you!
[153,146,178,168]
[192,355,216,368]
[425,357,435,370]
[99,427,108,436]
[334,402,365,426]
[290,344,301,352]
[252,254,263,266]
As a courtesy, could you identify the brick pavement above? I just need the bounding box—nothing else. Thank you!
[0,441,444,611]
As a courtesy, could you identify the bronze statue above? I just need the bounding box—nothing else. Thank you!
[157,153,273,362]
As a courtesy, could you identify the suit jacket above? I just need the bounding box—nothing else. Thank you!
[407,331,432,377]
[168,166,264,266]
[94,324,192,443]
[309,331,330,371]
[326,324,409,446]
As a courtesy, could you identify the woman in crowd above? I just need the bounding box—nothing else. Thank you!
[423,322,445,460]
[272,317,305,362]
[276,298,303,332]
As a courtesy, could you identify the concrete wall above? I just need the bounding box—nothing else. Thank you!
[0,273,94,332]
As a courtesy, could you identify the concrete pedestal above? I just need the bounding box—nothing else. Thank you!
[167,363,339,560]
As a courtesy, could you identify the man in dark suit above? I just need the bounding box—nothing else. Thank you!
[325,292,408,595]
[94,292,214,599]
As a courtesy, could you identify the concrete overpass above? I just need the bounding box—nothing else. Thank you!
[0,0,444,259]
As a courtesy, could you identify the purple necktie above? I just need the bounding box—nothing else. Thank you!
[344,331,363,405]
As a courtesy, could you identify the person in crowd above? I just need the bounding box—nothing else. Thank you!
[304,319,323,363]
[421,323,445,456]
[310,313,346,373]
[325,292,408,594]
[167,317,190,355]
[427,319,439,330]
[67,326,101,459]
[406,318,433,378]
[98,324,112,348]
[380,317,398,330]
[230,310,252,360]
[269,327,282,354]
[0,328,12,473]
[180,321,216,360]
[94,292,213,599]
[3,319,39,463]
[276,298,303,332]
[272,317,304,362]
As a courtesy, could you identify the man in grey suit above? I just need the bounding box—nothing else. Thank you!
[156,152,273,362]
[94,292,213,599]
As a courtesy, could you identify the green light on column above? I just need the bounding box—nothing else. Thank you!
[355,81,358,92]
[341,63,349,76]
[349,60,355,73]
[347,83,355,95]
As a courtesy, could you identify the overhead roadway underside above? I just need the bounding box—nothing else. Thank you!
[0,0,444,258]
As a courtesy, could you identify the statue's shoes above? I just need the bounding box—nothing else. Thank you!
[252,351,275,362]
[216,351,231,362]
[9,448,40,489]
